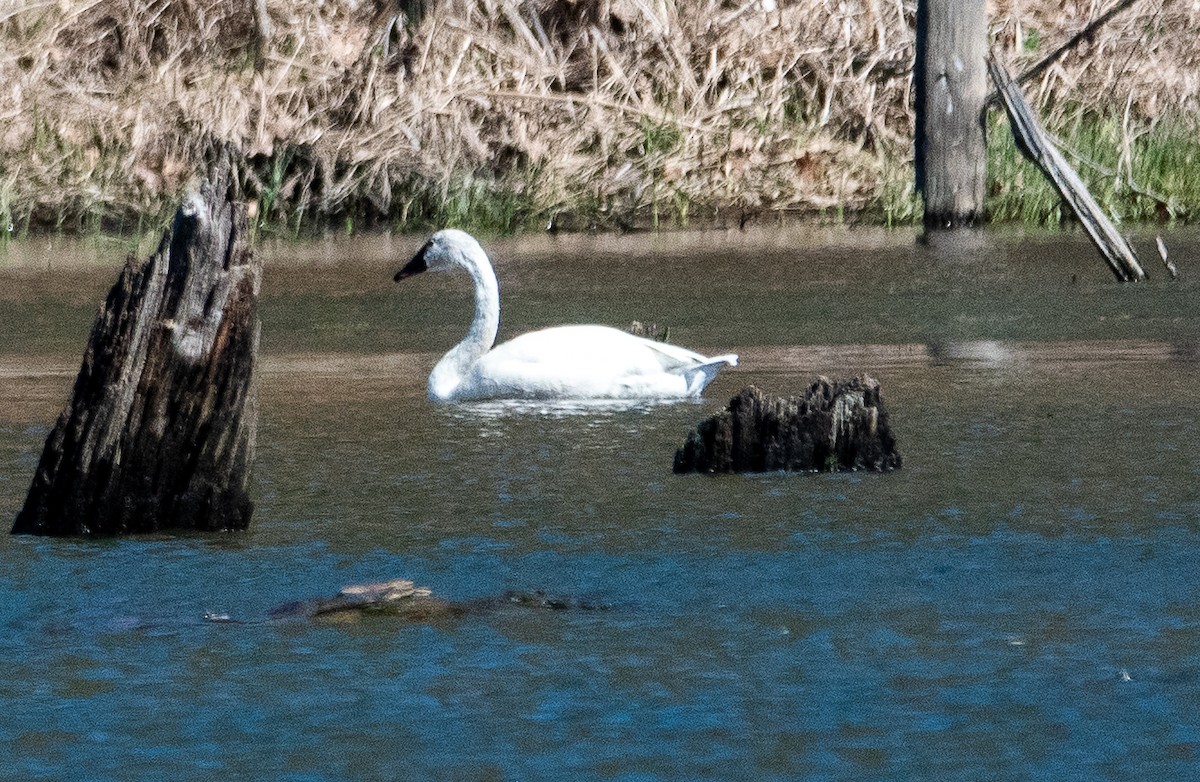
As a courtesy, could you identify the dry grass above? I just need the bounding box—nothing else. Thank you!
[1,0,1197,234]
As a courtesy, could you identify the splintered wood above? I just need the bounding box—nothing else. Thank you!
[12,167,260,536]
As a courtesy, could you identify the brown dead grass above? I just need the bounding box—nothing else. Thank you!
[0,0,1196,233]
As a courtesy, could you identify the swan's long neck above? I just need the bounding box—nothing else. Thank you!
[428,246,500,401]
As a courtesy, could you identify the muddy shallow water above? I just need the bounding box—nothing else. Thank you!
[2,226,1199,780]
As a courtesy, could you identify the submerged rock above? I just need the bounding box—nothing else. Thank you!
[673,379,902,474]
[474,590,613,612]
[269,579,455,621]
[266,580,612,623]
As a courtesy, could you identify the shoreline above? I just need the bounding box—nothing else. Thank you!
[2,1,1197,237]
[3,219,1198,272]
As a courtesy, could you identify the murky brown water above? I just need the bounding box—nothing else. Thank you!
[2,225,1199,780]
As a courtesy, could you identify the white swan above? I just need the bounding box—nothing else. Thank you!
[394,229,738,402]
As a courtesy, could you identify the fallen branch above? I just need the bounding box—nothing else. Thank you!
[988,50,1146,282]
[986,0,1146,105]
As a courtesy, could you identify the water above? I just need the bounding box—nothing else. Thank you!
[2,226,1200,780]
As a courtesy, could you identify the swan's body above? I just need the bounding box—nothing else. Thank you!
[395,230,737,402]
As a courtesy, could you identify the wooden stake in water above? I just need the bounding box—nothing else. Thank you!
[914,0,988,228]
[1156,236,1178,280]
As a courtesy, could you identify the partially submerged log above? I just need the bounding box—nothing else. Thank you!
[269,579,454,621]
[12,170,260,536]
[988,51,1146,282]
[266,579,612,622]
[673,379,901,474]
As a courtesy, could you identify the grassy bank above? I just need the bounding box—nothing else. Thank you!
[1,0,1197,237]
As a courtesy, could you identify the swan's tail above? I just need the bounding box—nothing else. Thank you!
[683,354,738,397]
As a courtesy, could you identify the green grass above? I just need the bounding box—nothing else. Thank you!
[385,170,552,236]
[876,110,1200,228]
[879,155,921,227]
[985,111,1200,225]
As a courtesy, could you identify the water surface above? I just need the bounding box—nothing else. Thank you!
[2,226,1199,780]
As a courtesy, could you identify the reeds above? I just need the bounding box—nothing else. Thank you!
[986,110,1200,225]
[1,0,1196,235]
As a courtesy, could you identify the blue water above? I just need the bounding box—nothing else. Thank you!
[3,227,1200,780]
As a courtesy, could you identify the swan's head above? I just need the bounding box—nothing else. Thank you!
[394,229,487,281]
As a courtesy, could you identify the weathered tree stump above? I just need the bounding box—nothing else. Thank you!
[11,171,260,536]
[673,379,902,474]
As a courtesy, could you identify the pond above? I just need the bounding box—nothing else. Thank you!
[2,226,1199,780]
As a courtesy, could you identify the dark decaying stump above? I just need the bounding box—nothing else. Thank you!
[12,172,260,536]
[673,379,902,474]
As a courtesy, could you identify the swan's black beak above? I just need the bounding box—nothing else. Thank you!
[394,243,430,281]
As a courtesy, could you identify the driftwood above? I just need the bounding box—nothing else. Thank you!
[1156,236,1178,279]
[673,380,901,474]
[626,320,671,342]
[914,0,988,228]
[11,169,260,536]
[988,51,1146,282]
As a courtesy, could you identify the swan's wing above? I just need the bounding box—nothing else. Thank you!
[638,339,738,372]
[479,326,667,379]
[464,325,735,399]
[634,339,738,395]
[493,325,733,372]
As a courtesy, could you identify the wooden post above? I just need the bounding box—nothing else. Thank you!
[11,166,261,536]
[252,0,272,66]
[915,0,988,228]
